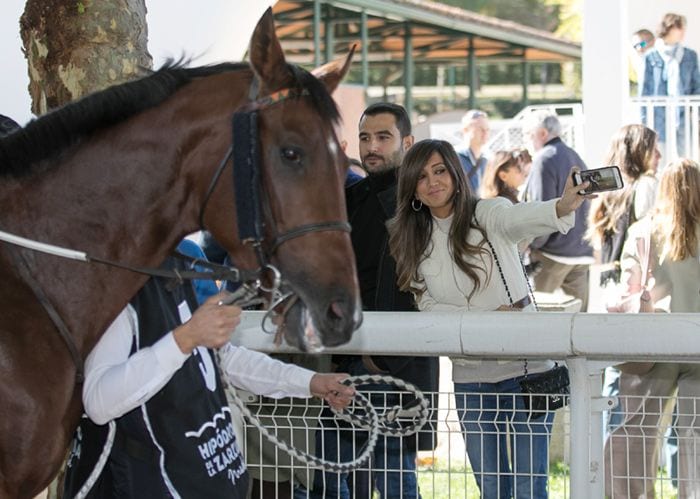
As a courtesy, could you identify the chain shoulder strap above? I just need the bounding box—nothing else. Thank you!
[483,237,538,312]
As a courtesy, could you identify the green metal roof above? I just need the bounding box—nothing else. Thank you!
[273,0,581,65]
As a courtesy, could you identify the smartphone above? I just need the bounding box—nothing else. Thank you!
[572,166,624,194]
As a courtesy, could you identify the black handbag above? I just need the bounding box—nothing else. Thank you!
[484,236,570,419]
[519,362,570,419]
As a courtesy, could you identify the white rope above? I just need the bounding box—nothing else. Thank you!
[0,229,88,261]
[225,374,429,473]
[72,420,116,499]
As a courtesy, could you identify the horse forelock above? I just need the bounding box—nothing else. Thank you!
[0,60,248,178]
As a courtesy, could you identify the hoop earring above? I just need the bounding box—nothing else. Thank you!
[411,198,423,211]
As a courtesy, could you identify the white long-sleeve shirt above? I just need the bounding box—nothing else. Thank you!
[83,305,315,425]
[416,197,574,383]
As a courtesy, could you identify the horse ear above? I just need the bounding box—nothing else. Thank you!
[249,7,293,91]
[311,45,356,94]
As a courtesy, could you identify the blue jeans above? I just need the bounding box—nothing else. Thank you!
[455,376,554,499]
[307,360,420,499]
[307,429,418,498]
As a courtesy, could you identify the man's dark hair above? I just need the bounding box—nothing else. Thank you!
[0,114,20,137]
[361,102,411,138]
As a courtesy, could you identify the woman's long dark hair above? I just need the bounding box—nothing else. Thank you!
[586,124,658,244]
[387,139,488,300]
[480,150,522,204]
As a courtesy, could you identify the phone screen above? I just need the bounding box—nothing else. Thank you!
[575,166,623,194]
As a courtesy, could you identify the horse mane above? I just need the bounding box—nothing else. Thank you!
[0,59,339,177]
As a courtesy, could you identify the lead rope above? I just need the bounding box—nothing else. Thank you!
[72,306,144,499]
[73,422,116,499]
[222,374,428,472]
[216,286,429,472]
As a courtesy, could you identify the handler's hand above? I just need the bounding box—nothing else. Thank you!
[555,166,596,218]
[310,373,356,411]
[173,292,242,354]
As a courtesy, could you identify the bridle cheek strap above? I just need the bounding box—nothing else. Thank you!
[200,80,351,270]
[232,109,266,267]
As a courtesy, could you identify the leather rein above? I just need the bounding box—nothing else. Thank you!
[1,77,350,384]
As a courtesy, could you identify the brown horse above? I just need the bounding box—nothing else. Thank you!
[0,9,360,498]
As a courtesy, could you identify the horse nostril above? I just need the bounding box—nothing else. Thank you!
[329,300,345,320]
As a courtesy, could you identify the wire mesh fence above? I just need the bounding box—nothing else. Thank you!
[235,386,573,498]
[235,367,700,498]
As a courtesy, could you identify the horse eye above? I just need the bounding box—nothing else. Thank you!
[280,147,303,165]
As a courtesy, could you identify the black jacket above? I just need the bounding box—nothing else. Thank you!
[343,170,439,450]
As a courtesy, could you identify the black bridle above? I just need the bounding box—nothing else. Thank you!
[4,77,352,384]
[198,80,351,272]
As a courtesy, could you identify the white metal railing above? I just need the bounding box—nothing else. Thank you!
[484,103,585,156]
[231,311,700,499]
[628,95,700,164]
[428,102,585,157]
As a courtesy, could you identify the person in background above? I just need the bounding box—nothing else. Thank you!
[605,158,700,499]
[387,139,590,499]
[524,110,593,311]
[62,255,354,499]
[587,124,661,291]
[586,124,661,440]
[310,102,439,499]
[456,109,490,195]
[347,157,367,184]
[642,13,700,157]
[480,149,529,204]
[630,28,656,94]
[177,239,220,304]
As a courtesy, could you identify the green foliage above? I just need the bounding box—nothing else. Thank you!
[437,0,561,32]
[77,2,85,14]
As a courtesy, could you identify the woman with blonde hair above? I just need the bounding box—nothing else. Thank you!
[480,149,529,204]
[387,139,590,499]
[605,158,700,498]
[587,124,661,287]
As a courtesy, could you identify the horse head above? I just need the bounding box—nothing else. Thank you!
[202,9,361,351]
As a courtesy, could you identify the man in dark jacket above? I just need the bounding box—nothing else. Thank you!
[310,103,439,499]
[524,110,593,311]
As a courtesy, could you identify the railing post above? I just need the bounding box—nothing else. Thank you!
[588,364,617,499]
[568,356,591,499]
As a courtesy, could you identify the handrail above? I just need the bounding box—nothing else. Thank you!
[627,95,700,162]
[233,310,700,362]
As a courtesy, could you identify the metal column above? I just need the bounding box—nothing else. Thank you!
[313,0,321,67]
[568,357,591,499]
[361,9,369,90]
[324,5,334,64]
[404,22,413,118]
[468,35,476,110]
[522,52,530,109]
[448,66,456,106]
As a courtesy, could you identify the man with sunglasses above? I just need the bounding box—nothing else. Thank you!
[631,29,655,94]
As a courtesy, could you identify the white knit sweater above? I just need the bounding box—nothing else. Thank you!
[415,197,574,383]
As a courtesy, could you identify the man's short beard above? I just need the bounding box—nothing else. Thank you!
[364,148,404,175]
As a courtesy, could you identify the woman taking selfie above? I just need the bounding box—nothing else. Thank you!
[387,139,591,499]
